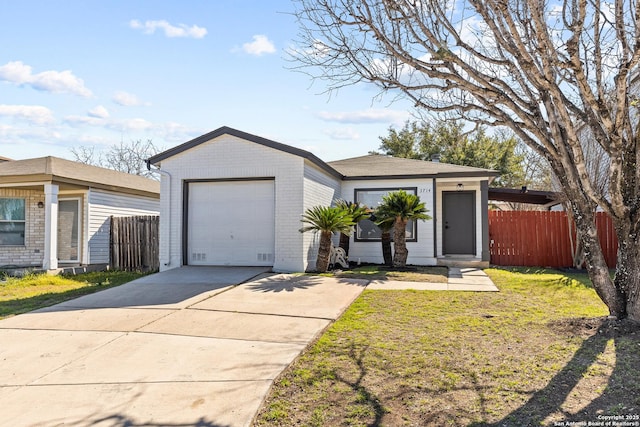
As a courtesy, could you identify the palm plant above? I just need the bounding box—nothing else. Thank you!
[335,200,370,256]
[373,213,394,266]
[376,190,431,268]
[299,205,355,272]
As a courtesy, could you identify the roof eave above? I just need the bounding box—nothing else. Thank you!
[148,126,344,180]
[341,171,500,181]
[0,173,159,198]
[54,177,160,198]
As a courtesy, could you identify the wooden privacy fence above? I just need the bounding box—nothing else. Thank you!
[488,210,618,268]
[110,215,159,271]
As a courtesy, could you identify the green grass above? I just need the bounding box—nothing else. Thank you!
[254,267,640,426]
[0,270,148,319]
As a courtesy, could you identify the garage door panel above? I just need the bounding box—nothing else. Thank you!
[187,181,275,266]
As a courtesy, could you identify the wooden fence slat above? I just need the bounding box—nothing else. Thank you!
[110,215,160,272]
[488,210,618,268]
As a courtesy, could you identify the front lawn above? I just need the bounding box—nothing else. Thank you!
[335,265,449,283]
[0,270,148,319]
[254,267,640,426]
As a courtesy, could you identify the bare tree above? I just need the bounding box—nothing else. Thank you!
[69,145,99,165]
[70,139,162,179]
[292,0,640,321]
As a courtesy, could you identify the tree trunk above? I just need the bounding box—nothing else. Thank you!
[392,218,408,268]
[381,230,392,266]
[339,232,350,256]
[572,208,627,319]
[613,222,640,322]
[315,230,333,273]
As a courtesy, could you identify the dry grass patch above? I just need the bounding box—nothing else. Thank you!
[254,267,640,426]
[334,265,449,283]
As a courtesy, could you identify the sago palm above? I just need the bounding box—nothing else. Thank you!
[373,212,394,267]
[299,205,355,272]
[376,190,431,268]
[335,200,370,256]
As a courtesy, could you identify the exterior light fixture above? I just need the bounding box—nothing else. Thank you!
[37,201,44,208]
[456,183,464,191]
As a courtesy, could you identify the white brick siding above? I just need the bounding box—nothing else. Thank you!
[152,132,491,271]
[302,162,342,270]
[340,179,437,266]
[156,135,326,272]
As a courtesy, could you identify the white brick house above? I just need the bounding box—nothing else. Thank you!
[0,157,160,271]
[148,127,498,272]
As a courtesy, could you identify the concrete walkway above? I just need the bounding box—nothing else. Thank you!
[367,267,499,291]
[0,265,496,427]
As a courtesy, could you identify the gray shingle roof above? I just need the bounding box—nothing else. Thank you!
[328,155,498,180]
[0,156,160,196]
[149,126,499,181]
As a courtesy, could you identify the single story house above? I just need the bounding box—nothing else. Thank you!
[0,156,160,271]
[147,126,499,272]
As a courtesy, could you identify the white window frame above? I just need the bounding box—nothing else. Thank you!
[0,197,26,246]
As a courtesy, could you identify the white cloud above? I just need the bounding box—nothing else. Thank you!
[0,61,92,97]
[157,121,199,142]
[64,108,198,142]
[323,128,361,140]
[64,114,105,126]
[112,91,146,107]
[0,104,55,125]
[0,124,62,148]
[129,19,207,39]
[242,35,276,56]
[107,118,154,132]
[316,109,410,125]
[88,105,109,119]
[76,134,114,146]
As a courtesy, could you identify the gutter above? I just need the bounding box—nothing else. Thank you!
[146,160,171,266]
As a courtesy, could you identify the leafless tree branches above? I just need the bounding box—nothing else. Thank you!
[291,0,640,320]
[70,139,162,179]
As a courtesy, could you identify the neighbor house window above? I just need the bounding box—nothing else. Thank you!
[354,188,417,242]
[0,198,26,245]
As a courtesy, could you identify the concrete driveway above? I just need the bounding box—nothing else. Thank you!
[0,267,368,427]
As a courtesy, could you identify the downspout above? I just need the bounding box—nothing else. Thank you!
[146,160,171,266]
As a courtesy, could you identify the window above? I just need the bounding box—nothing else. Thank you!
[354,188,417,242]
[0,198,26,245]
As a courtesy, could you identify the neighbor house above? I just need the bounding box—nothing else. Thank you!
[147,127,498,272]
[0,156,160,271]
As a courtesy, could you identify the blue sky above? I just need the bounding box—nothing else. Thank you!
[0,1,414,162]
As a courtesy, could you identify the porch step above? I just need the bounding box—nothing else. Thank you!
[55,264,108,275]
[1,264,108,277]
[437,258,490,269]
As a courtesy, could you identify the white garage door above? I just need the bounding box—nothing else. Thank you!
[187,180,275,266]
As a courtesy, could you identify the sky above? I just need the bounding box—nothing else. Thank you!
[0,0,415,163]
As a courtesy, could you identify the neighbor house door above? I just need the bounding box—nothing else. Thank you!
[443,191,476,255]
[57,198,80,262]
